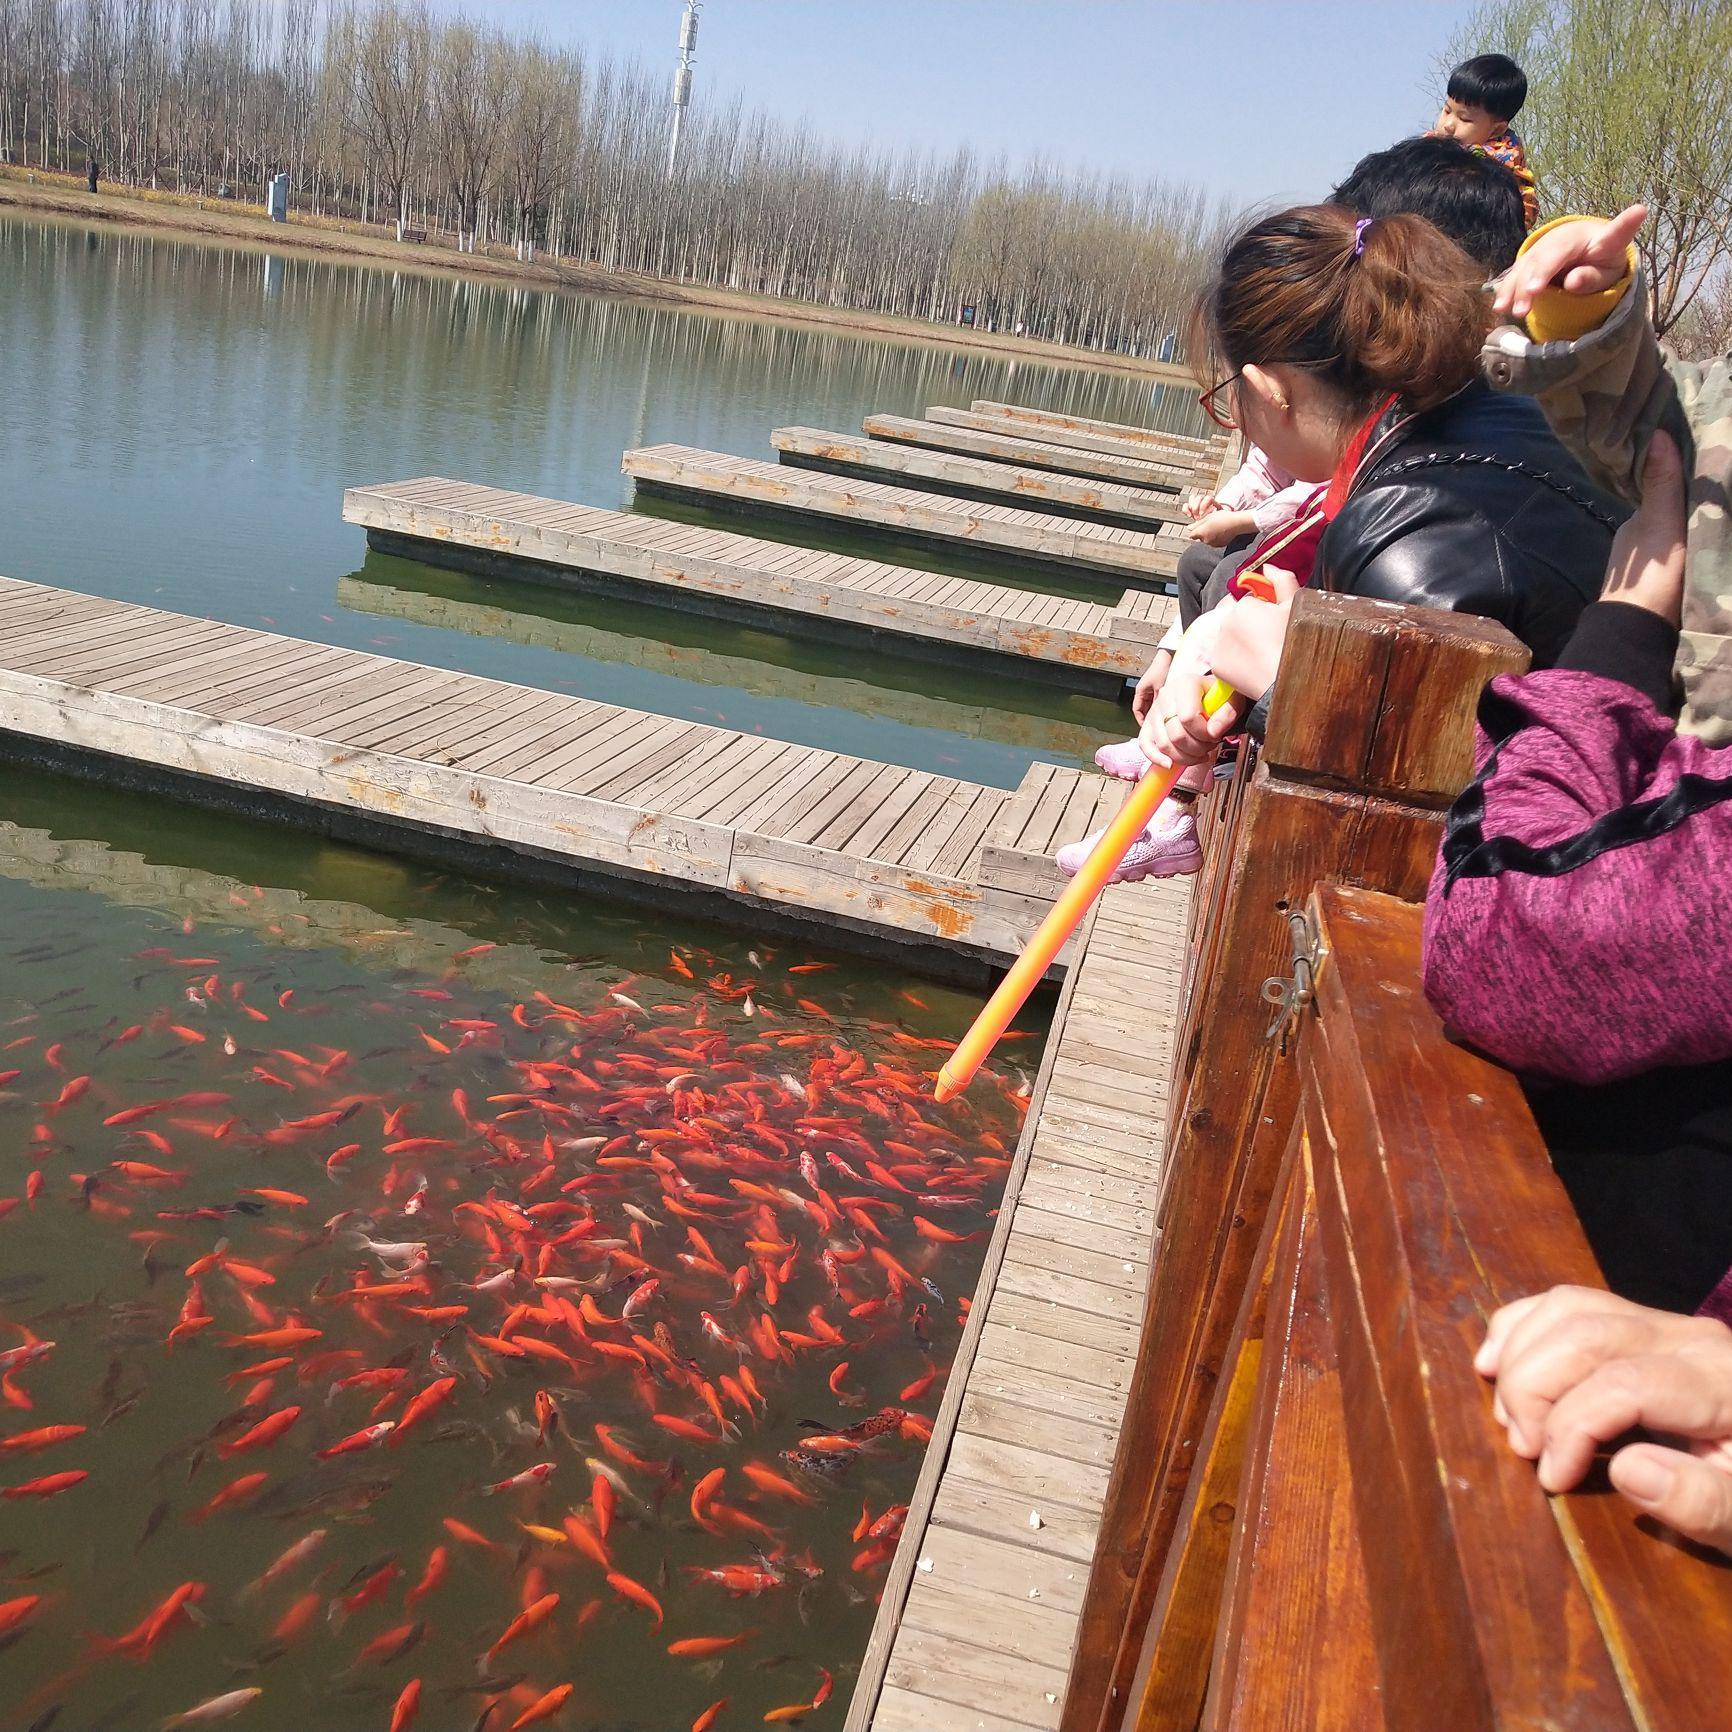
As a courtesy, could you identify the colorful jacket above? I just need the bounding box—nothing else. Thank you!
[1483,264,1732,746]
[1477,128,1539,229]
[1423,603,1732,1086]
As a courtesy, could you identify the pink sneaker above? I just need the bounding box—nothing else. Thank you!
[1055,809,1202,882]
[1093,738,1150,781]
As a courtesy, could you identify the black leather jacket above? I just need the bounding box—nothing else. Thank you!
[1317,379,1628,664]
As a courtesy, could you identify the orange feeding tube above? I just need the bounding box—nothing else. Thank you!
[933,678,1235,1104]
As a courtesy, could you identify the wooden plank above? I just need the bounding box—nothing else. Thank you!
[773,426,1188,527]
[344,478,1150,681]
[865,414,1191,491]
[623,445,1179,583]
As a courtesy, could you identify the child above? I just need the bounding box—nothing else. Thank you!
[1485,201,1731,743]
[1434,53,1538,229]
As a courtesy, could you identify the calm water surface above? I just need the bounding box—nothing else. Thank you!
[0,212,1199,786]
[0,770,1038,1731]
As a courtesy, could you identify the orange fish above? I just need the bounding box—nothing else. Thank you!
[218,1404,301,1457]
[389,1376,457,1442]
[389,1680,422,1732]
[591,1472,615,1540]
[561,1513,611,1570]
[605,1570,664,1628]
[404,1544,448,1610]
[3,1469,88,1498]
[507,1685,574,1731]
[189,1472,268,1520]
[272,1590,321,1642]
[486,1590,560,1657]
[668,1631,755,1658]
[0,1423,85,1452]
[692,1702,728,1732]
[223,1325,321,1350]
[0,1595,40,1637]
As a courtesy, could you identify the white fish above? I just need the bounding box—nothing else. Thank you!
[349,1234,429,1267]
[742,994,756,1019]
[162,1688,264,1728]
[610,991,645,1014]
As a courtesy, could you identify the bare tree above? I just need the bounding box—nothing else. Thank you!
[345,0,428,233]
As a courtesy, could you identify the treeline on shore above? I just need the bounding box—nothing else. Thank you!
[0,0,1234,356]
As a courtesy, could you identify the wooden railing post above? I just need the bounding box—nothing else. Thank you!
[1063,593,1527,1732]
[1202,885,1732,1729]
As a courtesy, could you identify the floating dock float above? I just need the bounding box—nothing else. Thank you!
[0,575,1131,969]
[770,426,1187,529]
[926,406,1218,476]
[621,445,1183,586]
[848,875,1190,1731]
[344,479,1176,685]
[863,414,1193,493]
[970,398,1226,462]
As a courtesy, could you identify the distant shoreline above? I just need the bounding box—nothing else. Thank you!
[0,168,1196,386]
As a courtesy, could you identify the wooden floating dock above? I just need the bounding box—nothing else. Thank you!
[621,444,1183,586]
[0,574,1137,968]
[863,415,1193,494]
[344,479,1176,685]
[770,426,1187,530]
[927,406,1217,476]
[848,875,1189,1732]
[970,399,1225,462]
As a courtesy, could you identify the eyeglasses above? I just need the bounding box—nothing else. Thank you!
[1197,355,1343,430]
[1197,369,1242,430]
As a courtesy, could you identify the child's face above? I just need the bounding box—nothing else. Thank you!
[1435,96,1503,147]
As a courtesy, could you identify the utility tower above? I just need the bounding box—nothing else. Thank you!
[667,1,700,178]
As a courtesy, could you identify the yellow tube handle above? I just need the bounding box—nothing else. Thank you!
[933,680,1235,1103]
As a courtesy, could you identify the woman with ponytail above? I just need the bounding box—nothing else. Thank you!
[1135,202,1626,778]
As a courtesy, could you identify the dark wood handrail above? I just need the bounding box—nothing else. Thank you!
[1064,592,1529,1731]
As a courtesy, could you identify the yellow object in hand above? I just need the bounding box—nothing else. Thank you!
[1519,214,1637,345]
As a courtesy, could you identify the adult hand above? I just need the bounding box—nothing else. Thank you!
[1602,431,1686,626]
[1207,567,1300,703]
[1132,648,1173,725]
[1188,509,1255,548]
[1478,1284,1732,1556]
[1492,202,1645,321]
[1139,603,1244,768]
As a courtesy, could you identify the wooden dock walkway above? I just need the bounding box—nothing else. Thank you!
[848,874,1189,1732]
[970,399,1224,461]
[771,426,1187,529]
[0,575,1137,967]
[863,415,1193,493]
[927,406,1217,477]
[621,445,1183,585]
[344,479,1176,683]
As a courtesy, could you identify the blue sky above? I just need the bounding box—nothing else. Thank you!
[452,1,1483,206]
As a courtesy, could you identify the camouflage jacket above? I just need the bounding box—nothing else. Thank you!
[1482,270,1731,744]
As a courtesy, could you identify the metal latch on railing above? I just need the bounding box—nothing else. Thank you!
[1261,907,1320,1048]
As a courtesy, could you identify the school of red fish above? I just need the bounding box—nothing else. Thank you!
[0,916,1030,1730]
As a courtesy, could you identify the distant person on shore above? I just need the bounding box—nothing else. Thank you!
[1432,52,1538,229]
[86,157,99,195]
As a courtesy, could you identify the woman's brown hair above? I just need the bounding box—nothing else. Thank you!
[1200,204,1489,415]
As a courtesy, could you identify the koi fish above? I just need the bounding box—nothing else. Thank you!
[486,1590,559,1657]
[162,1687,263,1726]
[507,1685,574,1731]
[3,1469,88,1498]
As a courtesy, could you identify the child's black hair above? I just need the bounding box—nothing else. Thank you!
[1331,135,1526,275]
[1447,53,1527,122]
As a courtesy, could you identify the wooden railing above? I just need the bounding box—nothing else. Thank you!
[1064,591,1732,1729]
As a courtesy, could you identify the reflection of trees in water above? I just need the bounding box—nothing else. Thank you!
[3,217,1200,510]
[337,562,1118,767]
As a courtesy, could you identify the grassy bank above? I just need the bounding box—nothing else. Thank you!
[0,167,1196,386]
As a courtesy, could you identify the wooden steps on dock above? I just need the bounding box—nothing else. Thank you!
[970,399,1224,461]
[863,414,1192,493]
[928,406,1216,476]
[0,575,1126,965]
[771,426,1187,528]
[344,479,1175,680]
[621,444,1183,585]
[849,876,1191,1732]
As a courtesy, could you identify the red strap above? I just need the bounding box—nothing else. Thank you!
[1323,394,1399,520]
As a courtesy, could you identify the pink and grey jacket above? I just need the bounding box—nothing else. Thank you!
[1423,602,1732,1088]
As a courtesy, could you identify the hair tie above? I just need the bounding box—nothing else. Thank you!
[1353,217,1375,257]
